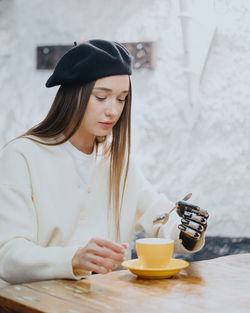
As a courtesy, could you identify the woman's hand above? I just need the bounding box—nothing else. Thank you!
[72,237,128,275]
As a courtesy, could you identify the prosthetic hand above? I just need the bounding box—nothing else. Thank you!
[176,201,209,251]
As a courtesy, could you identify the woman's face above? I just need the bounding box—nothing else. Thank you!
[80,75,130,138]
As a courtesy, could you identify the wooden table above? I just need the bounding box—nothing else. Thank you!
[0,254,249,313]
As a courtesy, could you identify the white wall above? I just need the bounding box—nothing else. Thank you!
[0,0,249,237]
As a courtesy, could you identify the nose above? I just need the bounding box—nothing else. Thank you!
[105,99,118,118]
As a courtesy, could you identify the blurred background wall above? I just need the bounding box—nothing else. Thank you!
[0,0,249,238]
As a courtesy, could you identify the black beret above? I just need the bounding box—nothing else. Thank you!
[46,39,132,88]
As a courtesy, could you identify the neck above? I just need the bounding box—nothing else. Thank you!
[69,133,95,154]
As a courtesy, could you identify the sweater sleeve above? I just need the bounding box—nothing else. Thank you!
[134,166,205,254]
[0,144,88,284]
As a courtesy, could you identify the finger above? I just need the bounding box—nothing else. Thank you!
[194,208,209,219]
[183,211,207,225]
[177,202,209,219]
[88,244,125,263]
[177,201,200,210]
[176,201,199,217]
[121,243,129,256]
[121,242,129,249]
[181,218,205,232]
[87,254,118,271]
[178,224,201,239]
[92,238,126,254]
[83,261,110,274]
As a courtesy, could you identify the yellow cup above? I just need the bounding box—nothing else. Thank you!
[136,238,174,269]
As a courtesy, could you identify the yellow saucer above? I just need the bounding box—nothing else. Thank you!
[122,258,189,279]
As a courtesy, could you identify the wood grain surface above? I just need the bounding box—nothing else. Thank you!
[0,254,249,313]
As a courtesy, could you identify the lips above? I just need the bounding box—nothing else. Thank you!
[99,122,115,126]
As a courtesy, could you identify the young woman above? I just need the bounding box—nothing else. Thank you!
[0,39,208,284]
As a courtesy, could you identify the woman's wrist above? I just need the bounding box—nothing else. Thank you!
[72,247,85,276]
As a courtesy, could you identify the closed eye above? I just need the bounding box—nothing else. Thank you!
[118,98,126,103]
[118,95,128,103]
[96,96,106,101]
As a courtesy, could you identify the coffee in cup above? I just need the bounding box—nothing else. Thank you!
[136,238,174,268]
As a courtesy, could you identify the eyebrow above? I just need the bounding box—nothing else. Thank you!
[93,87,129,93]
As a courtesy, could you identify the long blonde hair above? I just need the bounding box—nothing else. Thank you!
[17,79,132,241]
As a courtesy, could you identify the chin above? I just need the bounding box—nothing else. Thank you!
[95,130,112,137]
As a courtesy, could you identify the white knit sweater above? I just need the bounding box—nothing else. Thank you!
[0,137,204,283]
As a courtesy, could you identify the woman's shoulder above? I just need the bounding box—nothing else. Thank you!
[0,137,40,185]
[0,136,65,172]
[0,136,64,184]
[1,136,59,156]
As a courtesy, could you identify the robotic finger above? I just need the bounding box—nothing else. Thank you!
[178,224,201,240]
[181,218,205,232]
[177,201,209,219]
[183,211,207,225]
